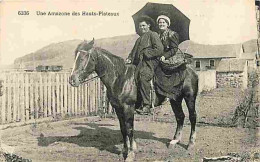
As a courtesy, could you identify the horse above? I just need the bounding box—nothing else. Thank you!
[69,39,198,161]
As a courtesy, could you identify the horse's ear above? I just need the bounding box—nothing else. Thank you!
[89,38,95,46]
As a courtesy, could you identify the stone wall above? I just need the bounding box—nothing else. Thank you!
[216,72,246,88]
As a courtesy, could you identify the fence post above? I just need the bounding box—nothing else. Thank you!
[80,84,84,115]
[44,73,48,117]
[71,83,75,116]
[78,84,81,116]
[47,73,52,117]
[25,73,30,121]
[16,73,21,121]
[52,73,56,118]
[56,74,60,116]
[20,73,25,122]
[39,73,44,118]
[13,73,18,122]
[85,83,89,115]
[64,73,68,116]
[35,73,39,119]
[102,85,107,114]
[68,76,72,116]
[7,73,12,123]
[60,73,64,117]
[30,73,35,120]
[75,84,78,116]
[1,73,6,124]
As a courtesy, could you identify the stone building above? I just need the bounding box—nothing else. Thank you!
[241,39,258,71]
[216,59,248,89]
[179,40,242,71]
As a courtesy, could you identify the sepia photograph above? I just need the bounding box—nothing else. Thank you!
[0,0,259,161]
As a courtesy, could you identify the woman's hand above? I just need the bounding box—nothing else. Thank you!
[160,56,166,62]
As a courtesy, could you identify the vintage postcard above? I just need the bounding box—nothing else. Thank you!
[0,0,259,161]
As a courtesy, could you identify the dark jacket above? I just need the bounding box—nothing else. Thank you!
[127,30,163,106]
[159,29,179,59]
[127,30,164,66]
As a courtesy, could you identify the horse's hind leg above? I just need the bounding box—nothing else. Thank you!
[184,94,197,150]
[169,98,185,147]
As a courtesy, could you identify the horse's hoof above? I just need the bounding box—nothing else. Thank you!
[187,142,195,151]
[133,140,137,151]
[125,151,135,162]
[169,140,179,148]
[170,139,180,145]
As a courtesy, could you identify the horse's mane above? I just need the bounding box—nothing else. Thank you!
[76,40,131,75]
[94,47,127,72]
[95,47,124,62]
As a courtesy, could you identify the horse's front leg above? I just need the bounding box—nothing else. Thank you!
[124,104,136,161]
[184,95,197,150]
[169,99,185,147]
[115,104,136,161]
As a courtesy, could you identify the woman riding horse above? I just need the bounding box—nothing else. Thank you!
[155,14,187,101]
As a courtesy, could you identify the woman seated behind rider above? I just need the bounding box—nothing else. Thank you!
[157,14,179,62]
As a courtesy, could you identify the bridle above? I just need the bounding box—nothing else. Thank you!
[78,49,95,70]
[75,48,106,83]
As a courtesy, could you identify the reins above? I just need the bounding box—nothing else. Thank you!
[81,74,101,83]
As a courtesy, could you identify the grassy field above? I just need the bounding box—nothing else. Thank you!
[0,87,259,161]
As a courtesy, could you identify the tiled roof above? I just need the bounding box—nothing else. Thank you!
[179,40,241,58]
[242,39,259,53]
[240,52,256,60]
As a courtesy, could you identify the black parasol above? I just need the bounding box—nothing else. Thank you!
[132,2,190,43]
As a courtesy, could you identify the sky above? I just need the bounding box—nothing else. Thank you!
[0,0,258,65]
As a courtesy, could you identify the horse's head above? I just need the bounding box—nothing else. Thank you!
[69,38,96,87]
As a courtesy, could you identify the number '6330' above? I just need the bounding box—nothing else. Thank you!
[18,11,29,15]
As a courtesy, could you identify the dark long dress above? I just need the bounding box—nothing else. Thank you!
[154,28,186,100]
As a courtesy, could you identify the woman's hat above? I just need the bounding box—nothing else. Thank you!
[157,15,171,26]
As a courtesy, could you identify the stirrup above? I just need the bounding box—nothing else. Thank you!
[136,107,152,115]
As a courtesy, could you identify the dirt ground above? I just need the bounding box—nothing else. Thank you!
[0,88,259,162]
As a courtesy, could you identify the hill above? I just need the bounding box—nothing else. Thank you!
[14,34,139,70]
[13,35,258,70]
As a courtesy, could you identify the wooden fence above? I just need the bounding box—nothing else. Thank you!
[0,69,221,125]
[0,71,108,125]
